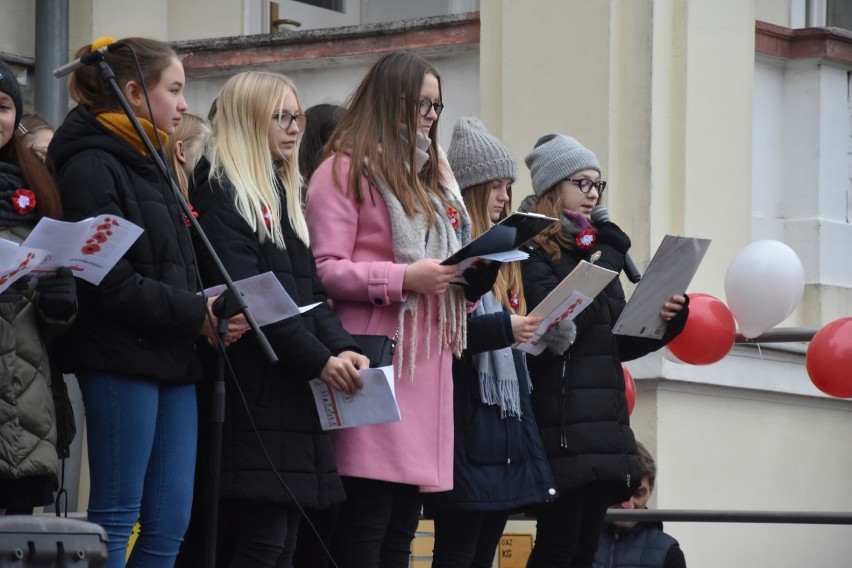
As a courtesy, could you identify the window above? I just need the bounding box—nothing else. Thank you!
[293,0,343,12]
[827,0,852,31]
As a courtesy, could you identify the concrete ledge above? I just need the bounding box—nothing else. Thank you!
[173,12,480,76]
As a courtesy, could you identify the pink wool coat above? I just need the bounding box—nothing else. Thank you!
[305,154,455,492]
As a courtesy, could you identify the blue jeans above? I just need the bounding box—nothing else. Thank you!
[78,373,197,568]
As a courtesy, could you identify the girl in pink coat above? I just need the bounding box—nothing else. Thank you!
[305,52,494,568]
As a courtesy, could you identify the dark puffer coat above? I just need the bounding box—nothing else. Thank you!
[422,308,556,516]
[48,105,206,382]
[594,520,686,568]
[521,239,687,502]
[191,157,355,508]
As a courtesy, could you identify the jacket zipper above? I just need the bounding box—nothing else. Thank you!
[559,351,569,449]
[607,530,620,568]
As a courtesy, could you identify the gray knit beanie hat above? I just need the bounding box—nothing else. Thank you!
[0,61,23,130]
[447,117,516,191]
[524,133,600,196]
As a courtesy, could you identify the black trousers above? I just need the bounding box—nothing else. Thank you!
[331,476,422,568]
[292,504,340,568]
[432,510,510,568]
[227,502,301,568]
[526,481,618,568]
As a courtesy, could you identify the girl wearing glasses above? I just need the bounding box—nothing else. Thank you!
[518,133,688,568]
[189,71,368,567]
[305,53,490,568]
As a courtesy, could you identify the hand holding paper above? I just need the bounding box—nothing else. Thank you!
[23,214,144,285]
[515,260,618,356]
[309,366,401,430]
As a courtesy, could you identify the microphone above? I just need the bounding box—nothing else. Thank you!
[53,41,126,79]
[590,204,642,284]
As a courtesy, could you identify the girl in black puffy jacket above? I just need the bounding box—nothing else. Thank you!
[518,133,688,568]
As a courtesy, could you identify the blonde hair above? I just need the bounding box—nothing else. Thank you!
[207,71,307,247]
[463,181,526,314]
[167,113,210,199]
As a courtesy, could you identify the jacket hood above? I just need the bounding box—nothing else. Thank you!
[49,105,160,178]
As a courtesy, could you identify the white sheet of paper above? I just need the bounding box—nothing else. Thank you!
[203,272,319,327]
[23,214,144,285]
[0,239,50,293]
[613,234,711,339]
[515,260,618,355]
[309,366,401,430]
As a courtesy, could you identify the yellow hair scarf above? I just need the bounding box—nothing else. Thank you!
[97,112,169,156]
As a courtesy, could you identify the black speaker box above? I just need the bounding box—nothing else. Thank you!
[0,517,107,567]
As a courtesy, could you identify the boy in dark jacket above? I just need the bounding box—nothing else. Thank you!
[594,441,687,568]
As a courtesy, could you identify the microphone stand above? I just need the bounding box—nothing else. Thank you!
[93,61,278,568]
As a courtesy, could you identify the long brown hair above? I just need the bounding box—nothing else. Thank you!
[327,52,444,226]
[528,187,574,261]
[463,181,526,314]
[69,37,177,115]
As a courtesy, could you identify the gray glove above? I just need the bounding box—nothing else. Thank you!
[539,318,577,355]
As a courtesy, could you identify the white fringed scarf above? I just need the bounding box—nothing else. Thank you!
[371,129,470,379]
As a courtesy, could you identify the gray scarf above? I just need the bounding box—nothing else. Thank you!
[473,291,524,417]
[371,129,470,378]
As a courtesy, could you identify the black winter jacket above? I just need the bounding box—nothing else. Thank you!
[191,157,355,508]
[422,309,556,516]
[521,239,687,501]
[48,105,206,382]
[594,520,686,568]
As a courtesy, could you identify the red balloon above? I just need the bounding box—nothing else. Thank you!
[806,318,852,398]
[622,364,636,415]
[667,294,735,365]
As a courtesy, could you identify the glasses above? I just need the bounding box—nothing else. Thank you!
[273,111,307,131]
[417,99,444,117]
[566,178,607,195]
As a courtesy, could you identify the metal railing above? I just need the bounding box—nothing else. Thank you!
[605,509,852,525]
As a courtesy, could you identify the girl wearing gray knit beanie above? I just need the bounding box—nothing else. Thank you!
[520,133,689,568]
[422,117,556,568]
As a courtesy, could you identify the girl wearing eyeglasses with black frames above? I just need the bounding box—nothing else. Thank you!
[305,52,498,568]
[518,133,688,568]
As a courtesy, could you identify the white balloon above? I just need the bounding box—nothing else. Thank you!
[724,240,805,338]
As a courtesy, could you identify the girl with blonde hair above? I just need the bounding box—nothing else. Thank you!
[166,112,210,199]
[190,70,367,568]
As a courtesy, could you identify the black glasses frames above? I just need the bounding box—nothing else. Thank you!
[418,99,444,117]
[566,178,607,195]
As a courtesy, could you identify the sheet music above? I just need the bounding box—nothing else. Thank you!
[612,234,711,339]
[203,272,319,327]
[442,212,557,266]
[310,366,401,430]
[516,260,618,355]
[22,214,144,285]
